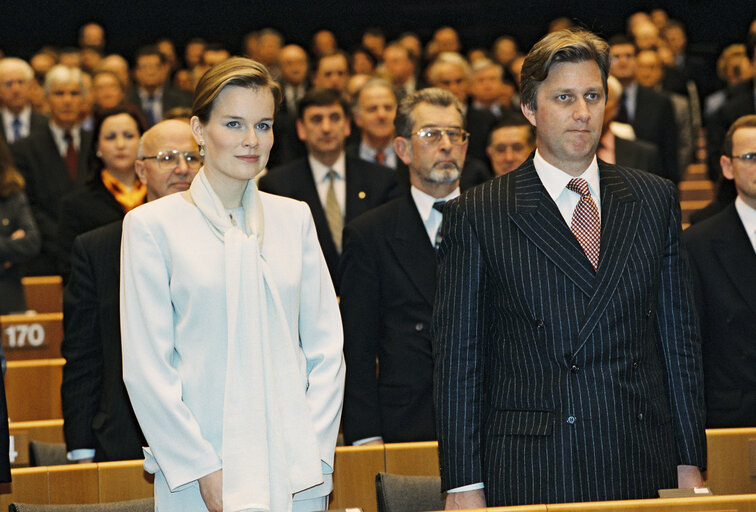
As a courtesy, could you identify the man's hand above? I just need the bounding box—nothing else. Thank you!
[199,469,223,512]
[10,229,25,240]
[76,457,94,464]
[677,464,704,488]
[445,489,486,510]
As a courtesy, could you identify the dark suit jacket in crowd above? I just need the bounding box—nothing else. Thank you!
[465,105,497,163]
[433,157,706,506]
[396,156,491,193]
[125,85,192,125]
[632,85,679,183]
[0,110,49,144]
[61,221,146,461]
[10,126,92,275]
[339,193,437,445]
[57,176,134,278]
[683,203,756,428]
[258,155,401,291]
[614,135,662,175]
[0,191,41,314]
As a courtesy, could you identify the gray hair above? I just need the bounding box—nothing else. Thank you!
[353,78,397,112]
[520,29,609,112]
[44,65,87,96]
[0,58,34,81]
[427,52,472,83]
[395,87,463,137]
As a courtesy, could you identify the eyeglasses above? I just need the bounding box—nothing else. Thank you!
[412,127,469,145]
[731,152,756,165]
[141,150,202,170]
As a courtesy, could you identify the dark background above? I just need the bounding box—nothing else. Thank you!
[1,0,754,63]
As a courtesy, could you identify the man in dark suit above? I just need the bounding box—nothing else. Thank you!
[435,29,706,509]
[599,75,662,173]
[259,88,399,291]
[11,65,92,275]
[347,78,399,169]
[125,45,192,127]
[340,88,465,446]
[684,114,756,428]
[0,57,48,144]
[61,120,199,462]
[608,35,679,183]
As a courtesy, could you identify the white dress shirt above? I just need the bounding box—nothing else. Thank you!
[411,185,460,245]
[533,149,601,225]
[358,140,397,169]
[735,197,756,254]
[309,152,347,217]
[48,122,82,158]
[2,106,31,142]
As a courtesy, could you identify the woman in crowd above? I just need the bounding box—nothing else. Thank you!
[57,105,145,276]
[120,57,344,512]
[0,138,41,316]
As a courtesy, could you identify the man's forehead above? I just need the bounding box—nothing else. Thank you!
[50,82,82,92]
[733,126,756,147]
[412,103,462,125]
[491,126,530,143]
[304,103,345,118]
[145,127,195,152]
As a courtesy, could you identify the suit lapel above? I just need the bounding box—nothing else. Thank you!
[508,159,596,297]
[712,204,756,316]
[574,163,641,349]
[388,194,436,305]
[344,158,370,223]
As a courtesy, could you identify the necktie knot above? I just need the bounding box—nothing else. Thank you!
[375,150,385,165]
[566,178,591,198]
[433,200,446,213]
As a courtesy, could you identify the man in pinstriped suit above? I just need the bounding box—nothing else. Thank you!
[433,29,706,509]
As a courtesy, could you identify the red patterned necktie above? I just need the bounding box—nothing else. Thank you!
[566,178,600,271]
[375,150,385,165]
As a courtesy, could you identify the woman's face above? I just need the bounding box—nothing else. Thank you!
[192,85,275,183]
[97,113,140,175]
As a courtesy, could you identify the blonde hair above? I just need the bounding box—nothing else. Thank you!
[192,57,282,123]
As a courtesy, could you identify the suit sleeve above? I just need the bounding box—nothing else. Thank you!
[61,235,102,452]
[433,197,489,491]
[656,181,707,469]
[297,202,345,471]
[338,220,383,444]
[120,211,221,489]
[0,192,41,263]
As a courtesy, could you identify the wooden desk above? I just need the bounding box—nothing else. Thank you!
[8,419,65,467]
[22,276,63,313]
[5,359,64,421]
[1,313,63,360]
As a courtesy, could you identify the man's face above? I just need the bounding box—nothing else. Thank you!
[81,24,104,48]
[92,73,124,110]
[203,49,231,67]
[494,39,517,65]
[136,121,199,201]
[47,81,84,128]
[721,126,756,209]
[635,50,663,88]
[279,46,308,86]
[296,103,350,161]
[185,43,205,68]
[486,125,533,176]
[313,54,349,92]
[355,86,396,142]
[434,28,460,53]
[135,54,167,89]
[257,34,282,67]
[433,62,469,103]
[383,46,413,84]
[610,43,637,82]
[313,31,337,56]
[522,60,605,176]
[397,103,467,186]
[663,26,686,55]
[0,67,31,113]
[471,66,503,104]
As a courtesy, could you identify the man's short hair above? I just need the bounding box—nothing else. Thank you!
[487,112,535,146]
[44,65,86,96]
[394,87,464,138]
[0,57,34,81]
[520,29,610,111]
[352,78,397,112]
[135,45,167,65]
[607,34,636,51]
[723,114,756,156]
[297,87,350,120]
[427,52,472,83]
[471,58,503,76]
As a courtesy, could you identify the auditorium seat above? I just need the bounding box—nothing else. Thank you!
[1,313,63,361]
[21,276,63,314]
[375,473,444,512]
[5,359,63,421]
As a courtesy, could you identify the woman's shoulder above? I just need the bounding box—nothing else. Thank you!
[259,190,309,217]
[124,193,195,226]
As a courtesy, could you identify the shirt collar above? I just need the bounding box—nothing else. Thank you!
[533,149,600,202]
[410,185,460,223]
[735,196,756,250]
[309,151,346,183]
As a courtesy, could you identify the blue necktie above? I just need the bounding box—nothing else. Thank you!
[12,117,22,142]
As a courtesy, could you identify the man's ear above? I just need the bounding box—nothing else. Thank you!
[394,136,411,165]
[134,159,147,185]
[521,102,537,127]
[720,155,735,181]
[296,119,307,142]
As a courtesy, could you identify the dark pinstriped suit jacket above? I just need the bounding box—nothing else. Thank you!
[433,157,706,506]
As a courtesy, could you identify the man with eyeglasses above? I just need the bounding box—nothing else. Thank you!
[684,114,756,428]
[339,88,464,447]
[61,120,200,463]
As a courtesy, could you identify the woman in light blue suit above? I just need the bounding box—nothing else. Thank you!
[120,57,345,512]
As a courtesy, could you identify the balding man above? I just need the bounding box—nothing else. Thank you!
[279,45,309,114]
[348,79,399,168]
[0,58,48,144]
[62,120,199,463]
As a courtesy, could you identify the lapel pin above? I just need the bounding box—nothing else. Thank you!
[358,191,366,199]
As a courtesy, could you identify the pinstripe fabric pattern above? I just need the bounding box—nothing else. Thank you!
[432,158,706,506]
